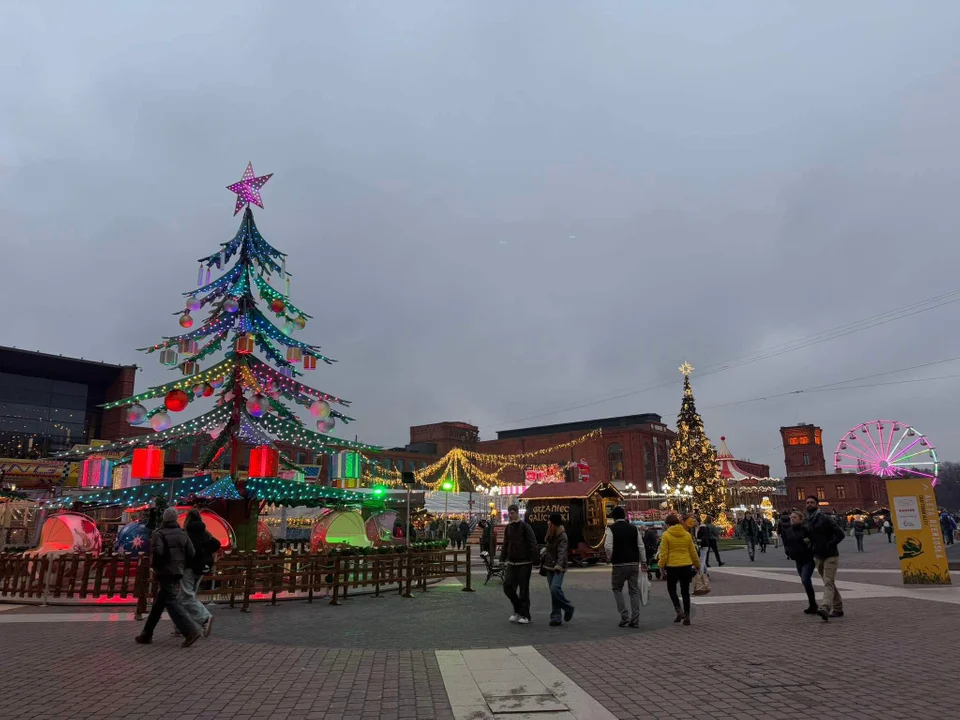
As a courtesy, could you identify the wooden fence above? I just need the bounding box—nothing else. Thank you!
[0,547,474,611]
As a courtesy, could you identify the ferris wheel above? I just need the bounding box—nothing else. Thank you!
[834,420,938,484]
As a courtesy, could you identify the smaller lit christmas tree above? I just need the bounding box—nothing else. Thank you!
[665,363,725,520]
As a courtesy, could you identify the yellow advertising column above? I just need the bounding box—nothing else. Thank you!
[885,478,952,585]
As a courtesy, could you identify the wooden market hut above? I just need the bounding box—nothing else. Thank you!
[520,480,623,560]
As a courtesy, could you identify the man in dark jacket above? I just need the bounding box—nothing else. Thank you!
[781,510,817,613]
[602,506,647,628]
[136,507,203,647]
[179,509,222,637]
[739,514,760,562]
[500,504,538,623]
[804,496,846,621]
[459,519,470,546]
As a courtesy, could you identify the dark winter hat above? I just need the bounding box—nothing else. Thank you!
[611,506,626,520]
[548,512,564,525]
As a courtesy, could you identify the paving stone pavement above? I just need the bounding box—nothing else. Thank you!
[1,531,955,719]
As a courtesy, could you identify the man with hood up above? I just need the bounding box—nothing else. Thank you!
[135,507,203,647]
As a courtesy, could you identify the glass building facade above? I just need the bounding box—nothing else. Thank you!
[0,371,90,457]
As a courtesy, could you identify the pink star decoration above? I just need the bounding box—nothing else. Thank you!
[226,162,273,215]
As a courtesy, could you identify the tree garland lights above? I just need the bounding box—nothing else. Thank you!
[85,166,380,476]
[362,430,602,491]
[665,364,726,521]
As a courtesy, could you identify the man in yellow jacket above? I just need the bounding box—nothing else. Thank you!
[658,513,701,626]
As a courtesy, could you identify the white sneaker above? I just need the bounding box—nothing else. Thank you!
[517,617,530,625]
[509,614,519,623]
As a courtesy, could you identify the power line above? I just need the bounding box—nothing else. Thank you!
[702,359,960,410]
[485,288,960,429]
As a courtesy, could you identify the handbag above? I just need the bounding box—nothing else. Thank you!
[639,571,651,606]
[692,569,711,596]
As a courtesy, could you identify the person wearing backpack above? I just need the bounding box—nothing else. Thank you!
[179,508,222,637]
[883,517,894,543]
[135,507,203,647]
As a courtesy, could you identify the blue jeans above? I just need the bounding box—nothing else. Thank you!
[178,569,211,625]
[546,570,574,623]
[795,559,816,608]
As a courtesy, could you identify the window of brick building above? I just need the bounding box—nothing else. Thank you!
[644,446,653,485]
[796,487,805,501]
[836,485,846,499]
[816,486,825,500]
[608,443,624,482]
[803,453,810,466]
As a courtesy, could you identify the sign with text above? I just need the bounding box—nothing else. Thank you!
[524,464,564,485]
[886,479,951,585]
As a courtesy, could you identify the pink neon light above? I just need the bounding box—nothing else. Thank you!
[834,420,938,485]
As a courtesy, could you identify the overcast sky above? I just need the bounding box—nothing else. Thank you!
[3,2,960,474]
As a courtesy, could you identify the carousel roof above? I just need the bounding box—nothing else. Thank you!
[520,480,622,501]
[717,437,780,485]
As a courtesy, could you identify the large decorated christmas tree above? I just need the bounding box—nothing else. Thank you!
[664,363,725,520]
[63,163,378,476]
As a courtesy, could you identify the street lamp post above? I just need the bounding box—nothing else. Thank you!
[440,479,453,539]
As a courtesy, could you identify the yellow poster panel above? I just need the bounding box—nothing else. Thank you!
[885,478,952,585]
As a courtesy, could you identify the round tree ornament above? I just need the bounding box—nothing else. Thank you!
[126,404,148,425]
[150,411,172,431]
[224,297,240,313]
[179,312,193,328]
[309,400,331,419]
[164,389,190,412]
[270,298,286,314]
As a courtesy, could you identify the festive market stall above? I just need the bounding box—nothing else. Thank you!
[521,480,622,563]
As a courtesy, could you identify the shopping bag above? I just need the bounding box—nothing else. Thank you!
[639,572,651,606]
[692,570,711,596]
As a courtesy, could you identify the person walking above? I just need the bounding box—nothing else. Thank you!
[781,510,818,614]
[699,515,724,568]
[448,521,462,550]
[760,515,773,553]
[757,515,770,554]
[177,509,222,637]
[459,518,471,547]
[542,512,575,627]
[941,511,957,545]
[603,506,646,628]
[135,507,203,647]
[500,504,538,624]
[739,513,760,562]
[883,517,894,544]
[658,513,701,626]
[804,495,846,621]
[852,517,866,552]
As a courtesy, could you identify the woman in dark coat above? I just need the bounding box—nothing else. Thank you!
[541,512,575,627]
[780,510,817,614]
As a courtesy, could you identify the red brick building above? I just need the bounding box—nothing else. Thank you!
[436,414,677,490]
[781,423,888,513]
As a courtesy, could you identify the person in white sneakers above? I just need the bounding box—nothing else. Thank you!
[500,504,538,624]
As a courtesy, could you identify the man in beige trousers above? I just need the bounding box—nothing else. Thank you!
[804,496,847,621]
